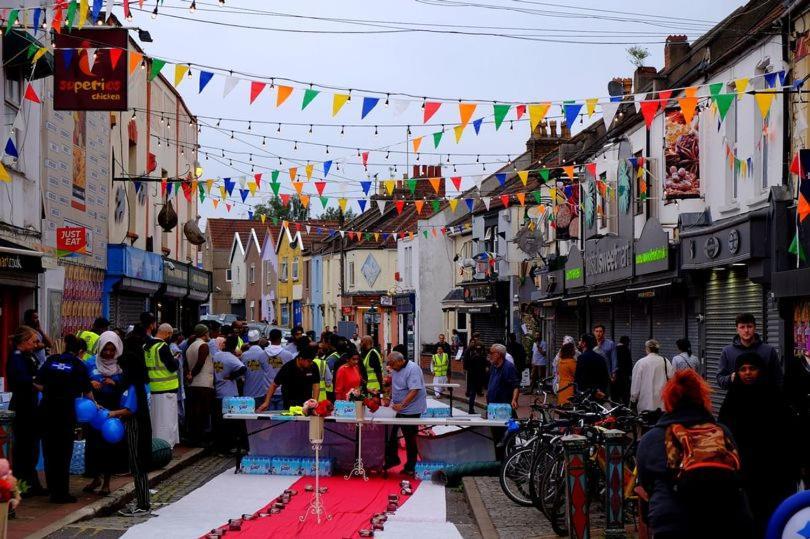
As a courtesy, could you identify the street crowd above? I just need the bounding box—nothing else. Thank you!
[7,309,810,535]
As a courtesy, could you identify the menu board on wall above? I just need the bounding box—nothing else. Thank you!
[664,108,701,199]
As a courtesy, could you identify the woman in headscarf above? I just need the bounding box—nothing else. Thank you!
[718,352,801,537]
[83,331,125,495]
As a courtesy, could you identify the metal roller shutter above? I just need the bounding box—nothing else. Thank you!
[652,299,685,361]
[704,268,764,411]
[630,301,649,362]
[613,302,632,344]
[765,296,781,358]
[554,305,580,353]
[686,296,702,363]
[110,294,147,329]
[471,313,504,346]
[589,303,612,337]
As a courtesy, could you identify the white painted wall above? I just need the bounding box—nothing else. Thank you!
[229,234,246,301]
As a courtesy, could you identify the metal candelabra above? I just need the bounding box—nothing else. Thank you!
[300,441,332,524]
[344,421,369,481]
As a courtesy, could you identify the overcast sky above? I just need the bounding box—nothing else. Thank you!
[130,0,748,222]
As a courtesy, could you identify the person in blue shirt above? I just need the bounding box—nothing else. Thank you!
[82,331,125,496]
[240,330,272,408]
[8,326,47,497]
[384,351,427,475]
[487,343,520,460]
[109,329,153,517]
[36,335,93,503]
[213,335,247,455]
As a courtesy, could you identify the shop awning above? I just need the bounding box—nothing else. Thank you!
[162,284,188,299]
[3,29,53,81]
[457,303,497,314]
[626,282,672,293]
[118,277,161,295]
[441,288,465,311]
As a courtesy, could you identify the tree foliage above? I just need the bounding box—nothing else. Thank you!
[253,197,309,222]
[320,206,356,223]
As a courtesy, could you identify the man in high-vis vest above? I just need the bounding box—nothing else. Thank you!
[77,317,110,361]
[360,336,383,392]
[313,353,333,402]
[431,343,450,398]
[144,323,180,447]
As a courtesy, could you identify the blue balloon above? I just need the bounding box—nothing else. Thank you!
[101,418,125,444]
[75,398,97,423]
[90,408,109,430]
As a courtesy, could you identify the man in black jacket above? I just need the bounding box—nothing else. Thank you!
[716,313,783,389]
[574,333,610,399]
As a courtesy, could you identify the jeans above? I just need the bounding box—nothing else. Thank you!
[386,413,420,472]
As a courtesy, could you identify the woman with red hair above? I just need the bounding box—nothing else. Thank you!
[636,369,753,538]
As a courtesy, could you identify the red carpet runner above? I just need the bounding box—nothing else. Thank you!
[205,474,421,538]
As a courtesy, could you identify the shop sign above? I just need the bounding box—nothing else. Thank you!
[395,294,414,313]
[107,244,163,283]
[0,255,22,269]
[585,235,633,285]
[680,214,763,270]
[637,290,657,299]
[163,259,189,287]
[379,295,393,307]
[564,245,585,288]
[635,218,670,275]
[463,282,494,303]
[341,306,353,315]
[0,252,42,273]
[56,226,87,257]
[189,268,211,292]
[597,296,613,304]
[54,29,128,111]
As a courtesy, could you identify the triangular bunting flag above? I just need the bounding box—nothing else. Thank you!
[239,188,249,203]
[496,173,506,186]
[62,49,76,70]
[250,81,266,104]
[212,199,219,209]
[713,93,735,121]
[270,181,281,196]
[528,102,551,133]
[253,174,262,189]
[362,152,369,167]
[223,178,235,195]
[493,104,511,130]
[222,76,239,97]
[585,162,597,177]
[640,100,659,129]
[128,51,142,75]
[482,197,491,211]
[248,182,257,196]
[412,136,423,154]
[395,200,405,214]
[332,93,349,116]
[305,163,314,180]
[23,84,41,104]
[754,91,776,119]
[174,64,189,87]
[4,138,18,158]
[500,194,510,208]
[734,77,749,97]
[602,101,620,129]
[432,131,443,148]
[199,71,214,93]
[280,194,291,206]
[148,58,166,81]
[585,98,598,117]
[563,166,574,180]
[323,161,333,177]
[709,82,724,97]
[448,198,459,212]
[658,89,673,107]
[384,179,395,195]
[300,194,310,208]
[292,181,304,195]
[302,88,319,110]
[319,196,329,209]
[453,124,464,143]
[539,169,550,183]
[288,167,298,181]
[678,96,698,124]
[314,181,327,195]
[472,118,483,135]
[778,70,788,86]
[0,162,10,183]
[85,48,97,73]
[406,179,417,195]
[109,48,123,72]
[424,101,441,123]
[789,231,807,261]
[563,102,583,127]
[414,200,424,215]
[465,198,475,212]
[429,177,442,193]
[450,176,462,190]
[360,181,372,196]
[515,104,526,120]
[276,85,293,107]
[357,199,367,212]
[764,72,778,89]
[377,199,387,215]
[518,170,528,186]
[361,97,380,119]
[459,103,476,127]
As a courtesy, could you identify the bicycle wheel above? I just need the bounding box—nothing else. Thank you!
[503,426,538,458]
[528,441,552,511]
[498,447,535,507]
[540,449,568,536]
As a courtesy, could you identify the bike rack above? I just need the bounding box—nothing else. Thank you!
[562,434,590,539]
[603,429,628,538]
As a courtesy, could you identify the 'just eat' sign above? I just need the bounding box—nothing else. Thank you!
[56,227,87,256]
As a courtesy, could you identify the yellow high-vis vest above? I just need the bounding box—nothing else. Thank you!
[363,348,381,390]
[144,341,179,392]
[313,358,332,400]
[432,353,449,377]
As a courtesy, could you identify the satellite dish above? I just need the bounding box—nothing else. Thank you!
[608,80,624,98]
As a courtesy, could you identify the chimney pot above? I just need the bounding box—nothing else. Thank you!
[664,35,690,72]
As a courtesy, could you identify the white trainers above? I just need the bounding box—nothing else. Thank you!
[118,503,151,517]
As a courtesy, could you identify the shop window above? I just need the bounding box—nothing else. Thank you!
[598,171,608,228]
[265,260,272,285]
[292,257,300,281]
[225,268,232,282]
[281,304,290,326]
[348,260,355,287]
[404,246,413,287]
[725,88,739,203]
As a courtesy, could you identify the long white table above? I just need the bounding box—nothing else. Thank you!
[223,412,506,428]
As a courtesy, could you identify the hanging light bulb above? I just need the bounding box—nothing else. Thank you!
[336,163,341,171]
[160,114,164,125]
[230,131,234,139]
[482,163,487,171]
[294,141,298,150]
[249,154,253,163]
[247,121,252,131]
[216,118,221,127]
[189,0,196,13]
[277,123,281,133]
[187,64,193,78]
[385,94,390,106]
[356,148,360,157]
[416,153,420,162]
[229,159,233,166]
[476,155,480,163]
[407,125,412,136]
[221,149,225,158]
[262,137,266,146]
[421,97,426,110]
[510,121,514,131]
[453,164,457,173]
[385,151,390,160]
[347,89,352,102]
[131,109,137,121]
[446,155,450,164]
[205,152,209,161]
[374,126,378,136]
[157,139,161,147]
[219,0,225,5]
[309,124,313,134]
[279,157,283,166]
[340,125,345,136]
[326,145,330,154]
[166,118,171,129]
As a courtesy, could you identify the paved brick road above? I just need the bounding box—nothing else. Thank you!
[46,455,233,538]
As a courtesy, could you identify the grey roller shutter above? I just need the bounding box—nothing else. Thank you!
[589,302,612,337]
[652,299,685,361]
[554,305,581,352]
[630,301,649,362]
[613,302,632,344]
[471,313,504,346]
[765,295,781,358]
[686,296,702,363]
[704,268,764,411]
[110,294,147,329]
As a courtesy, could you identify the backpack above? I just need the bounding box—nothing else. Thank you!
[664,422,741,491]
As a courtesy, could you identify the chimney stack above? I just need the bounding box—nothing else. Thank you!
[634,66,658,93]
[664,35,690,72]
[526,119,570,162]
[409,164,445,198]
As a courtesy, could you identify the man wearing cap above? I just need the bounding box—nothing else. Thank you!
[77,317,110,361]
[144,323,180,447]
[256,345,320,411]
[185,324,214,446]
[241,330,273,409]
[263,329,295,411]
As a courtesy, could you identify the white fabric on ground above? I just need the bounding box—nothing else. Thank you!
[150,392,180,447]
[379,481,463,538]
[121,469,297,538]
